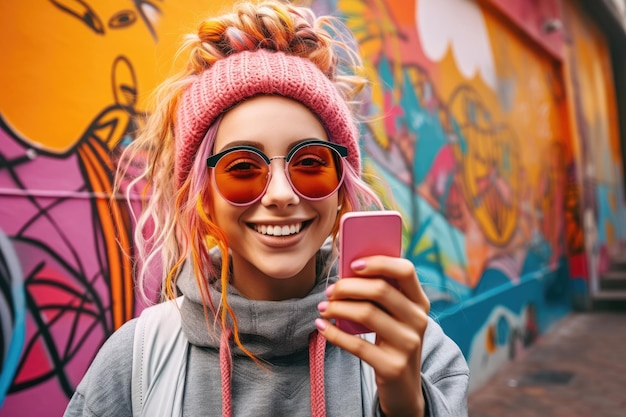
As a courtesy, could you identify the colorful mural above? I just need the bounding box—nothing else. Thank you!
[1,0,625,415]
[332,0,574,389]
[0,0,216,415]
[562,0,626,294]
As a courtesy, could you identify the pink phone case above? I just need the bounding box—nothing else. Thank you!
[337,210,403,334]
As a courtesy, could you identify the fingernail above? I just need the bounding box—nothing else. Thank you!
[317,301,328,313]
[315,318,327,331]
[351,259,367,271]
[325,284,335,297]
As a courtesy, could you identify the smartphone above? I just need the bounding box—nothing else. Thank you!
[337,210,403,334]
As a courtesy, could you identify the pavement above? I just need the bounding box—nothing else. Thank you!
[468,310,626,417]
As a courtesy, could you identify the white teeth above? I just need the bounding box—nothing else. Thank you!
[255,223,302,236]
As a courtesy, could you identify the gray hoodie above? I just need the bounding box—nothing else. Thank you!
[64,247,469,416]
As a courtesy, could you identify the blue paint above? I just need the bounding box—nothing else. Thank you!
[376,61,450,184]
[472,268,511,295]
[520,234,553,275]
[595,183,626,243]
[0,232,26,407]
[496,315,510,346]
[435,265,569,358]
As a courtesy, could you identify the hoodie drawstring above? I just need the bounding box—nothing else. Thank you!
[219,329,327,417]
[220,328,233,417]
[309,330,327,417]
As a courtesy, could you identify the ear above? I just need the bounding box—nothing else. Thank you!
[330,192,348,239]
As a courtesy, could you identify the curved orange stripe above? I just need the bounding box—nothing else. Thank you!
[78,139,134,329]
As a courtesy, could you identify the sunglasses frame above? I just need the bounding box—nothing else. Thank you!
[206,139,348,206]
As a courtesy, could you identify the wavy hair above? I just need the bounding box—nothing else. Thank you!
[115,0,383,358]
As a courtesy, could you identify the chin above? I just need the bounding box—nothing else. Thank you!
[253,250,316,278]
[259,264,309,280]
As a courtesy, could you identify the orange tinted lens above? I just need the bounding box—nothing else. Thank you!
[288,145,342,198]
[214,150,269,204]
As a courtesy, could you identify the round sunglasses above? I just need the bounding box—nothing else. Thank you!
[206,139,348,206]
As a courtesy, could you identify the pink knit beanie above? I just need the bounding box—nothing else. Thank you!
[174,49,361,187]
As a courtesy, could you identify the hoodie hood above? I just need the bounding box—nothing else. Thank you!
[176,240,339,359]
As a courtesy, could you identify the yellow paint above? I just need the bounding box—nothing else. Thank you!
[563,1,622,183]
[0,0,223,154]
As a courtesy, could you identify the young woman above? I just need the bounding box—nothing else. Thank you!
[64,2,469,416]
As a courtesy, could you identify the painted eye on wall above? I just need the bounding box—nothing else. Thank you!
[109,10,137,29]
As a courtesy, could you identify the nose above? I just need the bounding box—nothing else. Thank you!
[260,160,300,208]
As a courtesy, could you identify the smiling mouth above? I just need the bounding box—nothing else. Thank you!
[252,221,311,237]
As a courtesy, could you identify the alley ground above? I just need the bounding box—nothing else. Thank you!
[468,309,626,417]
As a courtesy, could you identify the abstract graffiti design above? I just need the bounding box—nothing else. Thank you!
[448,85,520,247]
[0,92,136,416]
[0,0,161,414]
[0,229,24,406]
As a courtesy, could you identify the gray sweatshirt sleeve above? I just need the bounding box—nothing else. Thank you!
[372,317,469,417]
[420,317,469,416]
[63,319,137,417]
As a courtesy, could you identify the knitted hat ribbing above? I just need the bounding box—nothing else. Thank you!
[174,49,360,187]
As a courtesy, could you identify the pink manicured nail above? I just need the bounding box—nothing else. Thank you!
[351,259,367,271]
[325,284,335,297]
[317,301,328,312]
[315,318,327,331]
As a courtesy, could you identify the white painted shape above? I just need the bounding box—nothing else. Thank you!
[142,3,161,26]
[467,305,526,392]
[416,0,497,90]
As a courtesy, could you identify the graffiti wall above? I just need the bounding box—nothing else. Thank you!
[0,1,218,415]
[562,0,626,292]
[328,0,573,390]
[1,0,625,415]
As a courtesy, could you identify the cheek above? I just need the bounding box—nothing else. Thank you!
[208,187,249,237]
[206,186,231,229]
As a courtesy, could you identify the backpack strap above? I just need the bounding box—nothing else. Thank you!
[131,297,188,417]
[359,333,377,415]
